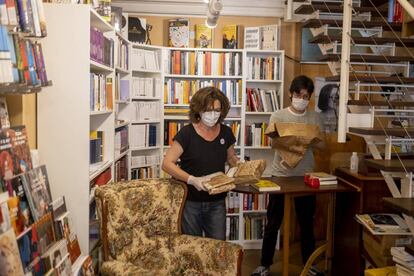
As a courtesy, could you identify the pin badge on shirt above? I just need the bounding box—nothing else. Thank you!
[220,138,225,145]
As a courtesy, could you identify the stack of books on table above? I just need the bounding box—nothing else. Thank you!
[391,247,414,275]
[305,172,338,187]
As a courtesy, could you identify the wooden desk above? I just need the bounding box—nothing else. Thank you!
[235,177,351,276]
[383,197,414,216]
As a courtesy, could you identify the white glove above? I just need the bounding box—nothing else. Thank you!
[187,175,210,192]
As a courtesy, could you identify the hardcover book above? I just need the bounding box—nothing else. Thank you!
[0,228,25,276]
[226,159,267,185]
[261,25,278,50]
[202,172,235,195]
[17,226,39,272]
[8,176,33,235]
[222,24,243,49]
[195,24,212,48]
[34,212,55,254]
[252,180,280,192]
[0,97,10,129]
[41,239,68,273]
[168,18,189,48]
[21,165,52,221]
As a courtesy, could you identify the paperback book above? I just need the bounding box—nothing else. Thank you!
[21,165,52,221]
[168,18,189,48]
[0,228,25,276]
[356,213,411,235]
[7,176,33,236]
[202,172,235,195]
[195,24,212,48]
[252,180,280,192]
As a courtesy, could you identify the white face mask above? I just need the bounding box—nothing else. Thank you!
[291,98,309,111]
[200,111,220,127]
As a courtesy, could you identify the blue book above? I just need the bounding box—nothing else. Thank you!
[7,34,19,82]
[388,0,395,22]
[25,40,39,85]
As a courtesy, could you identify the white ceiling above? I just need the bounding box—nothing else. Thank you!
[112,0,286,17]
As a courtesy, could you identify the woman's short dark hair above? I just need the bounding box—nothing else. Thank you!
[289,75,314,95]
[189,87,230,123]
[318,84,339,112]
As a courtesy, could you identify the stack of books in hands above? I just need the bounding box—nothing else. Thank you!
[227,159,267,185]
[203,172,235,195]
[304,172,337,188]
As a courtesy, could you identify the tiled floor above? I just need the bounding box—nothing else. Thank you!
[242,242,325,276]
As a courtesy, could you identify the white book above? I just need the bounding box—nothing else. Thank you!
[154,78,161,98]
[234,53,239,76]
[229,192,234,210]
[30,0,41,37]
[225,53,230,76]
[234,193,240,212]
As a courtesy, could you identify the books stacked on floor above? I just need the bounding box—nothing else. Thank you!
[304,172,338,187]
[130,124,157,148]
[391,247,414,275]
[246,56,281,80]
[224,121,241,146]
[131,48,159,72]
[115,155,128,182]
[356,213,412,235]
[246,88,279,112]
[168,50,242,76]
[115,75,129,101]
[226,192,240,213]
[1,31,49,86]
[226,216,239,241]
[115,126,128,156]
[164,121,188,146]
[131,166,159,179]
[90,27,114,68]
[90,73,113,112]
[245,123,270,147]
[116,37,129,71]
[244,215,266,240]
[89,130,104,164]
[243,193,269,210]
[131,77,161,98]
[164,79,242,105]
[131,154,161,169]
[131,101,160,121]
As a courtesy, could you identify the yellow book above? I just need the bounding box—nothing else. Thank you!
[195,24,212,48]
[190,52,196,75]
[252,180,280,192]
[183,81,189,104]
[164,82,168,103]
[223,24,238,49]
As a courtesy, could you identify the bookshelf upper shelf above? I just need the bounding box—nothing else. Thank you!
[164,74,243,79]
[90,8,114,32]
[167,47,244,53]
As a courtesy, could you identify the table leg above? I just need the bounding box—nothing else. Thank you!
[326,193,335,275]
[283,194,291,276]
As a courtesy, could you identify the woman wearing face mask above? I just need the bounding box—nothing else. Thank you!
[252,75,325,276]
[162,86,239,240]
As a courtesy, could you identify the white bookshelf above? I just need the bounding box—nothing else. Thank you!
[38,4,116,255]
[38,6,285,251]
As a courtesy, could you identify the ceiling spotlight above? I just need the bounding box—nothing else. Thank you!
[205,0,222,29]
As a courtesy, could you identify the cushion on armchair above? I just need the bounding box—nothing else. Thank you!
[96,178,243,275]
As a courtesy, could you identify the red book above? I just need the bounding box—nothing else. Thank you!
[205,52,211,75]
[173,51,181,74]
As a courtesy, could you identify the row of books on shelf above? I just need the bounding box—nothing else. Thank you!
[0,0,47,37]
[164,79,242,105]
[131,48,160,72]
[246,56,281,80]
[224,121,241,147]
[131,166,159,180]
[130,124,157,148]
[116,37,129,71]
[90,73,113,112]
[245,123,270,147]
[226,216,239,241]
[168,50,242,77]
[226,192,240,213]
[388,0,404,23]
[244,215,266,240]
[115,155,128,182]
[115,74,129,101]
[164,121,187,146]
[1,29,49,86]
[115,126,128,156]
[246,88,279,112]
[131,154,161,169]
[132,77,161,98]
[243,193,269,211]
[90,130,104,165]
[90,27,114,68]
[131,101,160,121]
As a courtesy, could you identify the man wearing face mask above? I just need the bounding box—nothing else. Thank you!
[162,86,239,240]
[252,75,325,276]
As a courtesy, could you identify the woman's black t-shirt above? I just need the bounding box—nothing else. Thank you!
[174,123,236,202]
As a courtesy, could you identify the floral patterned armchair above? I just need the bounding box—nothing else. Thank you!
[95,178,243,275]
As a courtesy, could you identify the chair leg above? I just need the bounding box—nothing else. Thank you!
[299,244,327,276]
